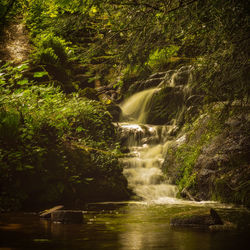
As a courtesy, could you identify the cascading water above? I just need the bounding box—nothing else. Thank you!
[118,122,178,203]
[118,66,194,203]
[117,85,180,203]
[120,88,160,123]
[117,66,197,203]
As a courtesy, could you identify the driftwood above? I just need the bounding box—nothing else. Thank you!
[39,205,64,219]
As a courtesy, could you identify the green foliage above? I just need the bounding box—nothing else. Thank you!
[175,144,200,191]
[34,33,70,65]
[24,0,50,37]
[79,87,99,101]
[170,106,225,193]
[146,46,180,70]
[3,0,249,102]
[0,108,20,144]
[214,177,250,207]
[0,62,30,90]
[33,71,48,78]
[0,74,123,210]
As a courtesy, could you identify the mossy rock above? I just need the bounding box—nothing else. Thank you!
[106,104,122,122]
[170,208,223,228]
[148,86,184,124]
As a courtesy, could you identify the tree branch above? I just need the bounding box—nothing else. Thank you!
[109,0,198,13]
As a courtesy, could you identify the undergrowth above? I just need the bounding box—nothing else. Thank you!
[0,63,126,211]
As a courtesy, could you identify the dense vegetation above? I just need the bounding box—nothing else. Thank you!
[0,0,249,210]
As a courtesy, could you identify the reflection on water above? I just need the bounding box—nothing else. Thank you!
[0,202,249,250]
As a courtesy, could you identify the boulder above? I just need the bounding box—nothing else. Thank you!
[107,104,122,122]
[170,208,223,228]
[51,210,83,224]
[189,116,250,204]
[209,221,237,232]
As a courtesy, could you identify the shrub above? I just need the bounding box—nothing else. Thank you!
[34,33,70,65]
[0,81,121,211]
[146,45,180,70]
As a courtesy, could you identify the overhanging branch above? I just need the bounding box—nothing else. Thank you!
[109,0,198,13]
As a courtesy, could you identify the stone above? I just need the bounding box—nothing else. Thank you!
[107,104,122,122]
[170,208,223,228]
[51,210,83,224]
[185,95,204,107]
[209,221,237,232]
[172,67,191,86]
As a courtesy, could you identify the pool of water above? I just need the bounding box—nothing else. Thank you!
[0,201,249,250]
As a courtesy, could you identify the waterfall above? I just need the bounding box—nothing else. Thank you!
[120,88,159,123]
[118,66,194,203]
[119,122,178,203]
[118,90,176,203]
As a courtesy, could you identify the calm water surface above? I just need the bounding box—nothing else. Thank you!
[0,201,249,250]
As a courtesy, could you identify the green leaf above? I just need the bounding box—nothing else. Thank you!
[17,79,29,85]
[17,64,29,71]
[76,126,84,132]
[33,71,48,78]
[33,239,50,242]
[24,165,34,169]
[85,178,94,182]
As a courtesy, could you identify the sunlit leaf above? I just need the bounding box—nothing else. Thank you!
[17,79,29,85]
[33,71,48,78]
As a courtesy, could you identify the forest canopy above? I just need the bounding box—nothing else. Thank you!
[1,0,249,102]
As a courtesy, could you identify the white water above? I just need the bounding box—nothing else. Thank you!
[118,67,197,203]
[119,122,179,203]
[120,88,159,123]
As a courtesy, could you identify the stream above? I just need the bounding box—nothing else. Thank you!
[0,202,249,250]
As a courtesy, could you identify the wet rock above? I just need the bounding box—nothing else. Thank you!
[128,78,163,94]
[147,86,184,124]
[51,210,83,224]
[172,66,192,86]
[142,78,164,89]
[149,174,165,184]
[107,104,122,122]
[170,208,223,228]
[189,117,250,204]
[209,221,237,232]
[185,95,204,107]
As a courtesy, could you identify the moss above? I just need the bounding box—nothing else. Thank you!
[164,104,226,195]
[214,173,250,207]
